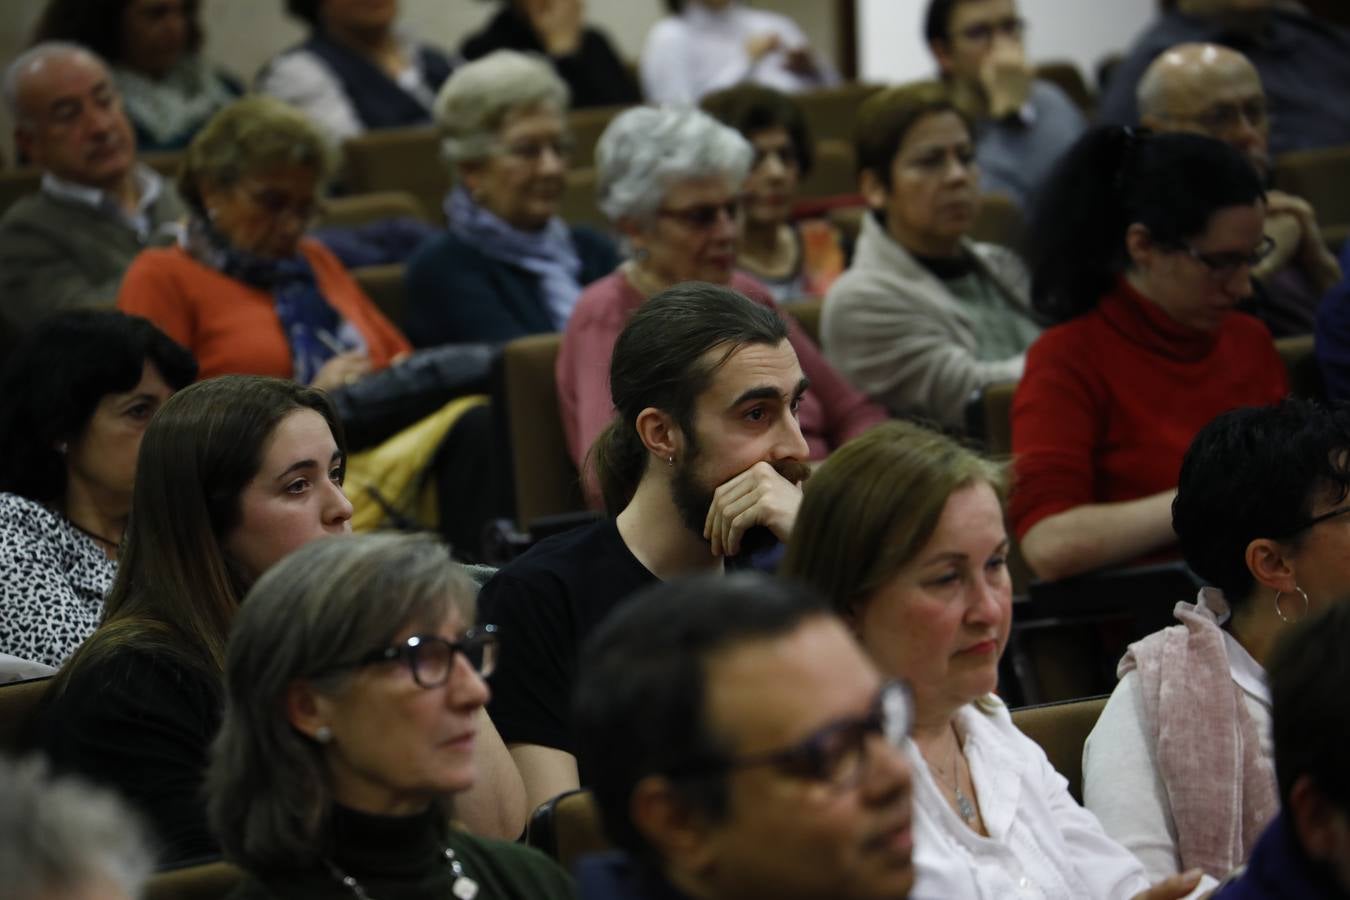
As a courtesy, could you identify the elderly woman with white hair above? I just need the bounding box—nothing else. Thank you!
[556,105,885,497]
[404,50,619,347]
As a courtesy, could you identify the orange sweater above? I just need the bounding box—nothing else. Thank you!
[118,239,410,380]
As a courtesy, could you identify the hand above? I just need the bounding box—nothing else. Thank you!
[979,37,1032,118]
[522,0,583,57]
[783,45,819,76]
[310,351,373,392]
[703,460,805,557]
[745,32,782,64]
[1263,190,1343,293]
[1130,869,1205,900]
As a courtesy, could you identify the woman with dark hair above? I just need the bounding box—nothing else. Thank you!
[701,83,846,302]
[1011,127,1289,582]
[31,0,240,152]
[1084,398,1350,882]
[258,0,454,141]
[208,532,572,899]
[33,375,354,863]
[0,310,195,669]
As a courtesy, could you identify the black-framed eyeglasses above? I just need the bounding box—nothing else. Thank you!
[656,198,741,230]
[667,680,913,790]
[326,625,499,688]
[497,135,576,164]
[1176,234,1276,281]
[956,16,1025,45]
[1179,98,1268,135]
[1290,504,1350,534]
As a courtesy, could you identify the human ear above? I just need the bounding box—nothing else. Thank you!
[635,407,681,462]
[859,167,888,212]
[1245,537,1298,595]
[1288,775,1345,864]
[1124,222,1158,269]
[630,776,721,877]
[929,39,954,76]
[285,679,332,741]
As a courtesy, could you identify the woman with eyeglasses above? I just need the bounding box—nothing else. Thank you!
[1012,127,1288,583]
[782,419,1213,899]
[556,105,885,504]
[403,50,619,347]
[1083,397,1350,883]
[117,96,411,390]
[209,532,574,899]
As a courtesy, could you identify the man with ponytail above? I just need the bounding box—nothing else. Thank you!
[479,281,813,817]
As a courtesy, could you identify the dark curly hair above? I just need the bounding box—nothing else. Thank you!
[31,0,203,65]
[701,83,815,177]
[0,310,197,505]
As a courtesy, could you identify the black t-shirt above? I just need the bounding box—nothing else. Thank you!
[478,518,656,756]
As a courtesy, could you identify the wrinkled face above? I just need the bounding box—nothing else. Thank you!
[1155,55,1269,177]
[1132,201,1266,333]
[856,482,1012,720]
[319,0,400,31]
[742,127,801,228]
[932,0,1023,84]
[463,104,568,231]
[14,50,137,189]
[870,111,979,258]
[667,340,811,542]
[120,0,191,78]
[65,361,175,509]
[692,617,915,900]
[199,164,320,260]
[315,609,490,814]
[224,409,353,581]
[631,175,741,286]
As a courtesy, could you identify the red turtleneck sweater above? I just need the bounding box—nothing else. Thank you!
[1010,277,1288,541]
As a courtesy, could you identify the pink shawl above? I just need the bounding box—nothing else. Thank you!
[1116,587,1278,880]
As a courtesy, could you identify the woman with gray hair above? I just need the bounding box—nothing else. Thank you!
[404,50,618,347]
[209,532,573,899]
[555,104,885,499]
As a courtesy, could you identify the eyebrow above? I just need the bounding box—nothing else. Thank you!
[728,376,810,410]
[918,539,1010,567]
[272,449,343,482]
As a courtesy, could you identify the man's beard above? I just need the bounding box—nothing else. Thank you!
[669,445,811,558]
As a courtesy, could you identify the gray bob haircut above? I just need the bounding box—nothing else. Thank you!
[208,532,477,870]
[435,49,570,165]
[596,105,753,223]
[0,755,153,900]
[3,41,103,122]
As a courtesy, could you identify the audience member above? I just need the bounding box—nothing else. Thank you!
[0,43,186,332]
[32,0,241,152]
[573,572,916,900]
[822,82,1038,430]
[0,311,194,669]
[481,284,814,815]
[0,756,153,900]
[782,419,1213,899]
[118,96,410,385]
[460,0,639,109]
[258,0,454,141]
[1085,398,1350,881]
[1138,42,1341,336]
[1210,600,1350,898]
[32,376,351,863]
[558,106,884,496]
[923,0,1086,209]
[701,83,847,303]
[404,50,619,347]
[209,533,571,898]
[1012,128,1288,582]
[1315,242,1350,402]
[639,0,838,107]
[1098,0,1350,156]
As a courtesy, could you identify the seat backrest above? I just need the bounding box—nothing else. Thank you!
[1032,60,1095,116]
[0,676,51,755]
[1273,144,1350,237]
[144,860,243,900]
[1009,694,1109,803]
[499,334,585,529]
[782,299,823,346]
[1275,333,1323,400]
[793,83,885,143]
[526,788,611,873]
[559,167,606,231]
[340,127,448,222]
[966,380,1017,456]
[969,193,1025,252]
[317,190,427,228]
[567,104,630,169]
[353,263,408,328]
[798,139,857,201]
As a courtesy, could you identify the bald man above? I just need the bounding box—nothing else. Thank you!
[1137,43,1340,336]
[0,42,185,333]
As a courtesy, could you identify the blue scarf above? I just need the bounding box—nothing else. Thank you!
[182,215,365,384]
[445,186,583,329]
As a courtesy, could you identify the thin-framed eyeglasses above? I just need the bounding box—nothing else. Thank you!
[656,198,741,230]
[1176,234,1276,281]
[666,679,914,791]
[244,185,324,223]
[1175,98,1268,135]
[1290,504,1350,534]
[955,16,1025,45]
[324,624,499,688]
[497,135,576,164]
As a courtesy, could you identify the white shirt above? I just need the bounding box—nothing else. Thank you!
[1083,615,1273,882]
[639,1,838,107]
[41,163,166,241]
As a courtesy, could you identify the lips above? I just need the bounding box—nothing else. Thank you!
[442,730,476,751]
[958,639,998,656]
[866,816,914,858]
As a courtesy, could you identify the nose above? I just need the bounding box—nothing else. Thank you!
[537,143,566,176]
[943,152,973,186]
[713,204,740,240]
[446,652,490,711]
[860,732,913,805]
[773,404,811,462]
[326,479,355,530]
[1225,262,1256,299]
[966,568,1007,627]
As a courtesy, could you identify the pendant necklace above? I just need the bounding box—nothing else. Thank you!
[324,846,479,900]
[929,726,977,827]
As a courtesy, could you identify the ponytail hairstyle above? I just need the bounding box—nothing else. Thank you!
[589,283,788,515]
[1026,126,1265,323]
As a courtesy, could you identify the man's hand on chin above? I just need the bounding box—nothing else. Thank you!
[703,460,810,557]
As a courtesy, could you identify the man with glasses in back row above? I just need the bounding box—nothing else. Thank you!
[923,0,1086,210]
[573,572,916,900]
[1137,42,1341,337]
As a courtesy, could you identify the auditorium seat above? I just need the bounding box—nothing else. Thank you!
[1273,144,1350,250]
[1010,695,1108,802]
[1033,60,1096,117]
[317,190,426,228]
[793,83,885,144]
[352,263,407,328]
[782,299,823,345]
[527,788,610,873]
[144,860,242,900]
[567,103,632,169]
[340,127,447,222]
[797,138,857,201]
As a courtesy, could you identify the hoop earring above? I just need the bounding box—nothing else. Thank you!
[314,725,333,744]
[1274,586,1310,624]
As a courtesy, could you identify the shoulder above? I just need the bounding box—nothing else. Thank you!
[488,520,617,583]
[570,271,635,326]
[729,271,776,307]
[646,15,689,43]
[1029,80,1084,117]
[126,245,191,275]
[0,192,58,228]
[0,493,64,540]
